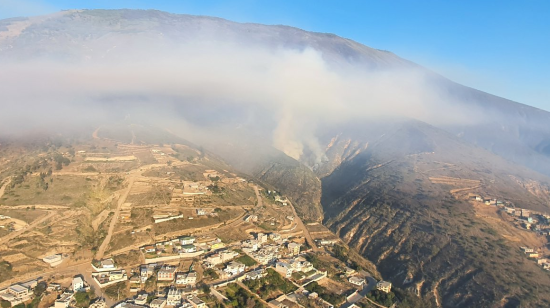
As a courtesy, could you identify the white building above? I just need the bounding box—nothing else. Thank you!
[186,295,206,308]
[175,272,197,286]
[167,289,183,306]
[224,261,246,276]
[54,292,74,308]
[73,276,85,292]
[287,242,301,255]
[275,262,293,278]
[256,233,268,243]
[134,294,148,305]
[179,236,196,245]
[150,298,167,308]
[89,298,106,308]
[377,281,392,293]
[349,276,365,286]
[245,269,267,280]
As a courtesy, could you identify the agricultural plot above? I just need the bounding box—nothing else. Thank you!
[1,175,98,206]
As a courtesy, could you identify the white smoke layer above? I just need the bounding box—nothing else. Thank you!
[0,41,481,161]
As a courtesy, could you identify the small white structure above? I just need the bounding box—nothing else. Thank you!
[89,298,106,308]
[42,254,63,267]
[54,292,74,308]
[275,262,293,278]
[175,272,197,286]
[179,236,196,245]
[150,298,167,308]
[349,276,365,286]
[245,269,267,280]
[377,281,392,293]
[167,288,183,306]
[256,233,268,243]
[101,259,116,269]
[224,261,245,276]
[73,276,85,292]
[134,294,148,305]
[287,242,301,255]
[186,295,206,308]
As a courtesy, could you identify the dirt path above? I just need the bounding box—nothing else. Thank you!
[253,185,263,207]
[0,205,70,210]
[92,209,111,231]
[450,185,482,195]
[92,126,101,139]
[95,175,136,260]
[253,185,318,250]
[0,177,11,200]
[287,200,319,251]
[0,211,56,246]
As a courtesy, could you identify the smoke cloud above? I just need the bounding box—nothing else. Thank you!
[0,39,480,161]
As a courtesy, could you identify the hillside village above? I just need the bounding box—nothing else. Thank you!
[0,139,400,308]
[467,194,550,271]
[1,228,396,308]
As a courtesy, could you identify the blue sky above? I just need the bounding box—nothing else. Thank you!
[1,0,549,111]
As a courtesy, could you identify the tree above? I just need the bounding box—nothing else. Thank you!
[201,284,211,294]
[74,291,92,307]
[0,300,11,308]
[33,282,46,297]
[204,268,219,280]
[104,282,127,300]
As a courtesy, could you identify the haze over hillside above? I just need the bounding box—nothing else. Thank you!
[2,9,550,308]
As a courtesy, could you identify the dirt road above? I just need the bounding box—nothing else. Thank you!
[0,205,69,210]
[92,126,101,139]
[0,211,56,245]
[0,177,11,200]
[92,209,112,231]
[253,185,263,207]
[95,175,136,260]
[287,200,319,251]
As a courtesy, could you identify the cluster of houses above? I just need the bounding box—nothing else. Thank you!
[90,259,128,287]
[0,276,100,308]
[315,238,337,247]
[503,206,550,232]
[0,279,38,306]
[115,290,206,308]
[520,247,550,270]
[275,257,316,278]
[122,261,205,308]
[3,228,394,308]
[140,236,225,259]
[240,232,302,265]
[471,194,550,233]
[133,263,197,287]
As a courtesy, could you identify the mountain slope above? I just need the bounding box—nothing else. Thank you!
[2,9,550,180]
[318,120,550,307]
